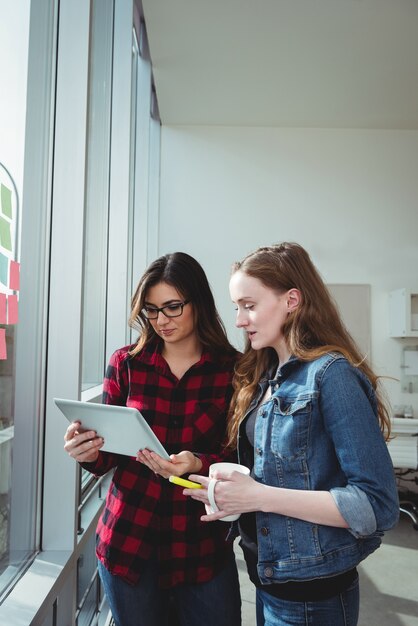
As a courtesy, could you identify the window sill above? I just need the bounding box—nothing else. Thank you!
[0,479,108,623]
[0,550,72,623]
[81,383,103,403]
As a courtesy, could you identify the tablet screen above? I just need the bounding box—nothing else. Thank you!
[55,398,171,459]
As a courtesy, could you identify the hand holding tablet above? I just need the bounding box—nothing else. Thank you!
[55,398,170,459]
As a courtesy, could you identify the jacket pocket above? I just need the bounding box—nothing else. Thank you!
[270,393,315,461]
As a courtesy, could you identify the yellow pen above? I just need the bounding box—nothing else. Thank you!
[169,475,202,489]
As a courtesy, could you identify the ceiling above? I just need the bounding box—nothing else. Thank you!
[142,0,418,129]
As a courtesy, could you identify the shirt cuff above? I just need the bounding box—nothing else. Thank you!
[192,453,210,476]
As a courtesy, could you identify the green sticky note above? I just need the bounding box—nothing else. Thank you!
[0,184,12,219]
[0,253,7,286]
[0,216,12,252]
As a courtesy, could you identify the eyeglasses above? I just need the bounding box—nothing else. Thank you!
[142,300,190,320]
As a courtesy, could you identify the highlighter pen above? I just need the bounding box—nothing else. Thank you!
[169,475,202,489]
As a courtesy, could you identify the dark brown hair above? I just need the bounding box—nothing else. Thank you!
[129,252,236,358]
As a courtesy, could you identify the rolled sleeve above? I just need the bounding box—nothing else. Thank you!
[320,358,399,534]
[330,484,377,537]
[80,450,119,476]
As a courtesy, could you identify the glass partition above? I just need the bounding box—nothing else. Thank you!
[0,163,20,595]
[81,0,114,392]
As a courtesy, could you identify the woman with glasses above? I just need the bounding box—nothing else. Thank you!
[63,252,241,626]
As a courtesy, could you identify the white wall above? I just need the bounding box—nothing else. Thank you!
[159,126,418,414]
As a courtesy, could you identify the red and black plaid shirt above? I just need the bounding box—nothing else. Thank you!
[82,341,238,588]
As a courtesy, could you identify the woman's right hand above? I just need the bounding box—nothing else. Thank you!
[64,421,104,463]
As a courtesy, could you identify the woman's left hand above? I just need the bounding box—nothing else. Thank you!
[136,449,202,478]
[184,471,265,521]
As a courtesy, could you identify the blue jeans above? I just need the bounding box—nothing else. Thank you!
[256,575,359,626]
[98,556,241,626]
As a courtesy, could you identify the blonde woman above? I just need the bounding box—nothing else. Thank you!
[186,242,399,626]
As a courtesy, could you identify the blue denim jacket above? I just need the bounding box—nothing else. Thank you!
[238,353,399,584]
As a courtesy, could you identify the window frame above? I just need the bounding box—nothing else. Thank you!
[0,0,161,621]
[0,0,58,604]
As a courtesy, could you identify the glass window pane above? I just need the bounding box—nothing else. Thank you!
[0,0,57,600]
[0,166,35,597]
[0,322,16,590]
[81,0,114,391]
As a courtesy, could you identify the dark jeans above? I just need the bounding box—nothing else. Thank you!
[256,575,360,626]
[98,556,242,626]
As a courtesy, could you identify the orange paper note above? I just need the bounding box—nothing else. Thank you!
[0,293,6,324]
[0,328,6,359]
[9,260,20,290]
[7,294,18,324]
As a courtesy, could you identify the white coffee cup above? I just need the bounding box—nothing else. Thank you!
[206,462,250,522]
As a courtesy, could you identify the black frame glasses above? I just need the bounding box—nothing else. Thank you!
[142,300,190,320]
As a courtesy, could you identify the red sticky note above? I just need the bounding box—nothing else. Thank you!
[7,294,18,324]
[0,328,6,359]
[0,293,6,324]
[9,260,20,290]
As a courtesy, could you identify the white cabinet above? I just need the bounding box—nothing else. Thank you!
[387,417,418,469]
[389,289,418,337]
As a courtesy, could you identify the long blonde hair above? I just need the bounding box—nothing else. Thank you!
[227,242,391,446]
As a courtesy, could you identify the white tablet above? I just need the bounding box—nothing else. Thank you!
[55,397,171,459]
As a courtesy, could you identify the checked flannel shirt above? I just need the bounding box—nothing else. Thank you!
[81,341,238,588]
